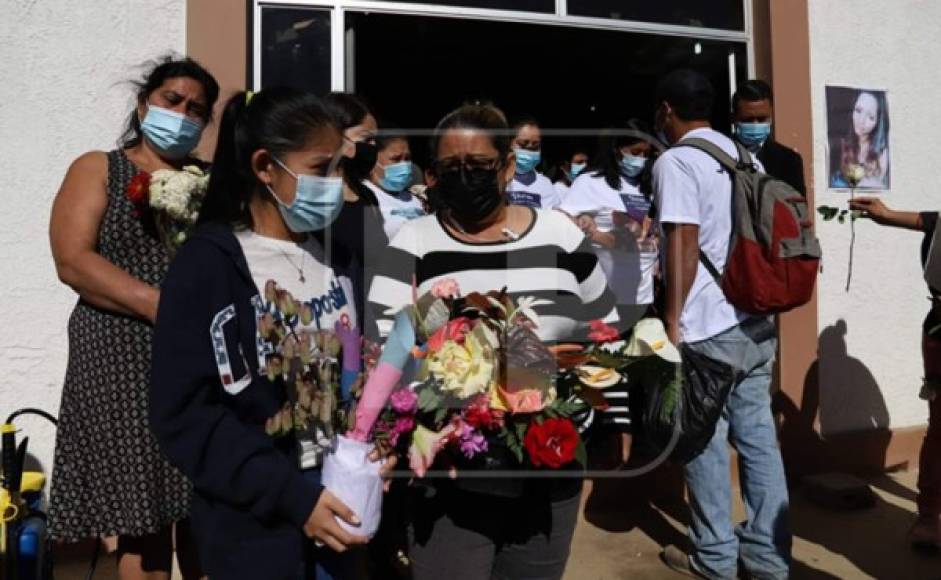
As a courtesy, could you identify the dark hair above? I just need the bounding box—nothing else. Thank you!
[431,102,511,161]
[322,92,380,205]
[590,119,656,195]
[376,123,408,151]
[840,90,889,178]
[512,116,541,133]
[732,79,773,114]
[655,69,715,122]
[323,92,373,131]
[119,55,219,148]
[198,87,340,227]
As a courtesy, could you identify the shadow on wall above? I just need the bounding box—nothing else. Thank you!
[774,319,894,480]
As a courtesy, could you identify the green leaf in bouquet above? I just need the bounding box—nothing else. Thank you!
[414,290,440,319]
[515,420,527,442]
[509,440,524,463]
[421,297,451,337]
[471,321,500,350]
[418,385,443,412]
[434,406,449,426]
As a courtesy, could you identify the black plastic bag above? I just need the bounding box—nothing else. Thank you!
[638,345,737,464]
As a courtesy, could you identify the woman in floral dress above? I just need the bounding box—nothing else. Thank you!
[48,56,218,579]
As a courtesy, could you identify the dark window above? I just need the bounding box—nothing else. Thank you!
[567,0,745,31]
[369,0,554,13]
[261,7,332,92]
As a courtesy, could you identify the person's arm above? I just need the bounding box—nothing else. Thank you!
[662,223,700,345]
[50,151,160,322]
[651,153,702,345]
[150,240,367,551]
[848,197,925,231]
[574,214,617,249]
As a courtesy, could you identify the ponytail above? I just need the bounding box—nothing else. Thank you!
[199,87,341,227]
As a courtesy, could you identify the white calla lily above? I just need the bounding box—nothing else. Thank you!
[623,318,682,364]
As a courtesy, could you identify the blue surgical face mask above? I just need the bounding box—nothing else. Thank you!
[140,105,204,159]
[619,154,647,178]
[569,162,587,181]
[736,122,772,149]
[514,148,541,174]
[380,161,413,193]
[268,157,344,232]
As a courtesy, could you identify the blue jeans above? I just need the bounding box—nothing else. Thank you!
[683,319,791,579]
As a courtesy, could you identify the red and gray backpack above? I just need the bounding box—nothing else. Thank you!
[677,138,821,315]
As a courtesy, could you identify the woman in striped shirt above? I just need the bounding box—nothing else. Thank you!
[367,103,616,580]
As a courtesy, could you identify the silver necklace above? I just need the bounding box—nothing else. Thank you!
[448,214,520,243]
[278,247,306,283]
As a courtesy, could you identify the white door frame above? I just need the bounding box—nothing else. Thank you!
[252,0,754,94]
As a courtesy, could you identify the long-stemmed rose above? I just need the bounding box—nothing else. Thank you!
[817,163,866,291]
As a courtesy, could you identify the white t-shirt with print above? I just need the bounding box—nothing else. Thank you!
[558,172,657,305]
[652,127,765,343]
[235,229,357,333]
[507,171,561,209]
[235,229,358,468]
[363,180,426,241]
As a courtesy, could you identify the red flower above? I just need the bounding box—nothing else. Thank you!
[523,418,578,469]
[588,319,619,343]
[126,171,151,206]
[426,316,473,352]
[464,395,503,430]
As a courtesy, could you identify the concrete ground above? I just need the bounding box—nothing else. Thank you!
[53,471,940,580]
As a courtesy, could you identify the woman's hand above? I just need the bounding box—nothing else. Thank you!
[848,197,893,225]
[368,441,399,492]
[848,197,925,230]
[575,214,597,237]
[303,490,369,552]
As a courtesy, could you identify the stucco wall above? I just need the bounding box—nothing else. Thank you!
[0,0,185,474]
[809,0,941,434]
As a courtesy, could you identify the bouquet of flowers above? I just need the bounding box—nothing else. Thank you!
[126,165,209,253]
[352,280,590,494]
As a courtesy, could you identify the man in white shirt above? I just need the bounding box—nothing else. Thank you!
[652,70,790,580]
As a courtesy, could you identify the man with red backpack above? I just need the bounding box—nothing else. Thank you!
[652,69,819,580]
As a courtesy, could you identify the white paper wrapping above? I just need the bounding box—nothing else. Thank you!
[321,435,383,538]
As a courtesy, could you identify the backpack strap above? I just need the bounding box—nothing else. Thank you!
[671,137,756,285]
[698,250,723,285]
[675,137,759,174]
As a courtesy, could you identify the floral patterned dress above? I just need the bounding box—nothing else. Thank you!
[48,150,191,541]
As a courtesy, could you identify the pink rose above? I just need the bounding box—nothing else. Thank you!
[588,319,619,343]
[389,415,416,446]
[430,278,461,299]
[499,387,548,414]
[390,388,418,415]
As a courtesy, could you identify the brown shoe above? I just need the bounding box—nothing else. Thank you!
[660,545,709,579]
[908,516,941,553]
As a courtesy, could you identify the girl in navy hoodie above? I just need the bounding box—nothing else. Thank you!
[150,87,382,579]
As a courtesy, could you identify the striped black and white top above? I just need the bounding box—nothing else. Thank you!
[368,207,623,431]
[368,207,617,340]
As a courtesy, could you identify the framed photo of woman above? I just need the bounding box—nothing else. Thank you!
[826,85,891,191]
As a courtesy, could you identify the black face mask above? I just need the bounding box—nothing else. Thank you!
[436,166,504,223]
[343,141,378,181]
